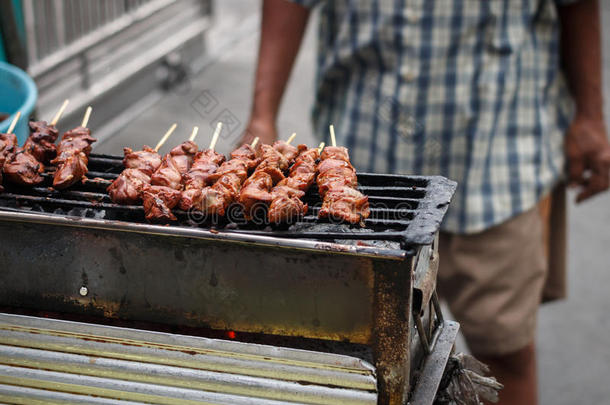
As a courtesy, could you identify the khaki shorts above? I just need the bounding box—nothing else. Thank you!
[437,184,567,356]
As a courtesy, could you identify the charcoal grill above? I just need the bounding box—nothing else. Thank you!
[0,153,457,405]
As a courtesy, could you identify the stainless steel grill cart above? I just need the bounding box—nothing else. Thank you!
[0,153,461,404]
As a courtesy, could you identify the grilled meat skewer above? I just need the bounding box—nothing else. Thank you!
[107,146,162,205]
[317,146,370,224]
[123,146,162,175]
[2,118,45,187]
[2,120,59,188]
[51,126,97,189]
[142,185,182,222]
[23,121,59,164]
[107,168,152,205]
[0,132,19,191]
[150,141,198,189]
[179,149,226,210]
[0,132,18,167]
[268,145,319,223]
[237,141,297,220]
[3,148,44,186]
[194,143,260,216]
[143,140,198,222]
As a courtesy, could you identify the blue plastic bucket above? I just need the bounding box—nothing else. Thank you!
[0,61,38,145]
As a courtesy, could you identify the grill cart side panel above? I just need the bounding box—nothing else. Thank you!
[0,214,422,404]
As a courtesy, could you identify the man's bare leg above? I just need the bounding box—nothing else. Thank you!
[476,343,537,405]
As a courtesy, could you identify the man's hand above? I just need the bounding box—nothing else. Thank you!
[239,117,278,147]
[239,0,310,149]
[565,115,610,202]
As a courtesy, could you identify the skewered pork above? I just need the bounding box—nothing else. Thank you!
[3,148,44,186]
[235,140,301,221]
[122,146,162,175]
[141,185,181,222]
[150,141,198,189]
[179,149,225,210]
[0,133,17,191]
[229,143,260,171]
[107,168,151,205]
[23,121,59,164]
[194,144,259,216]
[237,141,299,220]
[143,141,198,221]
[51,126,96,189]
[0,132,18,165]
[2,132,43,187]
[268,145,319,223]
[107,146,162,204]
[317,146,369,224]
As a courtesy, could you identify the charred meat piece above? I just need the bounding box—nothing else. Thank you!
[23,121,59,164]
[52,126,97,189]
[107,146,160,204]
[150,141,198,190]
[150,154,184,190]
[107,168,151,205]
[143,141,198,222]
[256,144,290,174]
[230,144,260,171]
[194,143,260,216]
[267,186,307,224]
[316,146,358,197]
[0,132,18,164]
[52,151,89,189]
[141,185,181,222]
[316,146,369,224]
[318,186,370,224]
[268,145,319,223]
[3,149,44,186]
[272,140,299,164]
[238,142,308,221]
[168,141,198,174]
[238,170,275,220]
[238,142,300,220]
[123,146,161,175]
[180,149,225,210]
[197,160,249,216]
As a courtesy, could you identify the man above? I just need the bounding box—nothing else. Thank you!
[241,0,610,404]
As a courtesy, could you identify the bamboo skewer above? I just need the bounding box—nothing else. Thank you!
[329,125,337,147]
[317,142,325,154]
[286,132,296,145]
[6,111,21,135]
[209,122,222,150]
[154,123,178,152]
[251,137,260,148]
[81,106,92,128]
[50,99,69,126]
[188,126,199,142]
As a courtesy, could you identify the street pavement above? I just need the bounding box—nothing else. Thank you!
[97,2,610,403]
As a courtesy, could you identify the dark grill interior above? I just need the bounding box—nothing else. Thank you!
[0,153,455,248]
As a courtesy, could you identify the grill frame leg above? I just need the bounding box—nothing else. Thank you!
[372,258,414,405]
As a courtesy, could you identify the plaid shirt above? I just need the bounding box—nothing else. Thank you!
[291,0,578,233]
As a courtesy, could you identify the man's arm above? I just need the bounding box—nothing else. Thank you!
[558,0,610,202]
[241,0,311,146]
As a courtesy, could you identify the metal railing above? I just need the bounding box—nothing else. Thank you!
[23,0,174,77]
[20,0,211,137]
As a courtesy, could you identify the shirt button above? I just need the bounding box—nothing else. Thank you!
[404,8,419,24]
[401,65,417,82]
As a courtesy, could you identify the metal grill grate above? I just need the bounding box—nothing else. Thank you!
[0,153,456,248]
